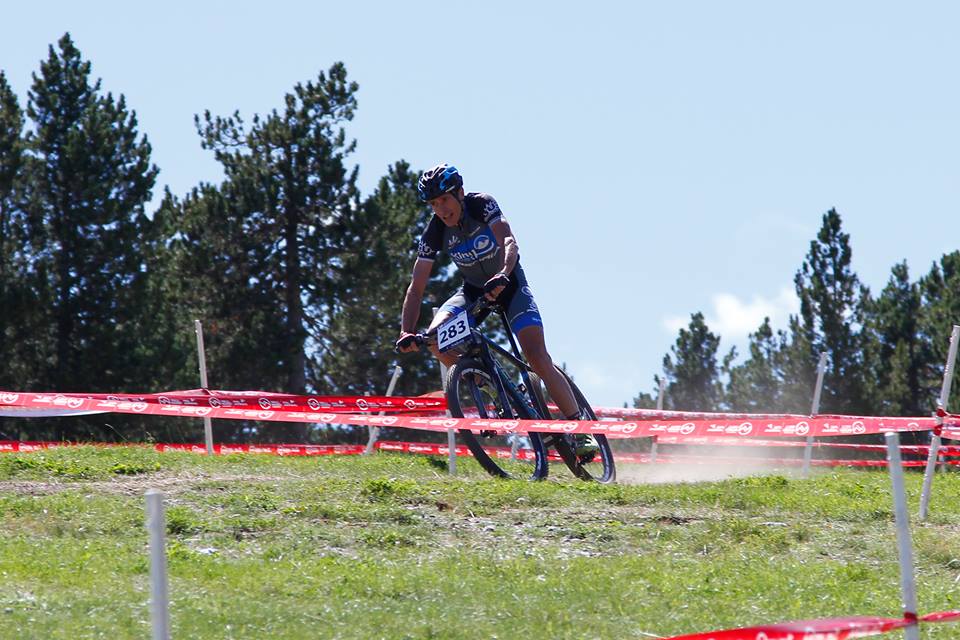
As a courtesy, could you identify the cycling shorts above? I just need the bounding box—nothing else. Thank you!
[438,272,543,334]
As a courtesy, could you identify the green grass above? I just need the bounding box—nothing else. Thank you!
[1,445,959,638]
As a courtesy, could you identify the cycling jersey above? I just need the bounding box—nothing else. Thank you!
[418,192,543,332]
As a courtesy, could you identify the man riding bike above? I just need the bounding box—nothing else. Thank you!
[395,163,596,455]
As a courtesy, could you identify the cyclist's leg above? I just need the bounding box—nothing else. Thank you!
[508,285,599,460]
[505,285,579,419]
[515,325,578,418]
[427,290,467,369]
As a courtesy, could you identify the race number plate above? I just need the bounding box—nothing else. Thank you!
[437,309,472,353]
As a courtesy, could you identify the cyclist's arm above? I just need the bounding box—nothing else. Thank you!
[400,258,434,333]
[490,218,519,277]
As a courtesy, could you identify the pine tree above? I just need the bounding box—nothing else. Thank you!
[19,34,157,439]
[631,385,659,410]
[130,188,202,395]
[661,312,723,411]
[771,315,820,414]
[0,71,29,392]
[918,252,960,413]
[148,184,294,443]
[195,63,358,396]
[319,161,458,397]
[153,184,290,394]
[725,317,788,412]
[791,209,871,414]
[162,63,361,441]
[867,261,930,415]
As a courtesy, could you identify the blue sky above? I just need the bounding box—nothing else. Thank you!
[2,2,958,408]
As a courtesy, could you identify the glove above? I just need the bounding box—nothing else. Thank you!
[395,332,418,353]
[483,273,510,300]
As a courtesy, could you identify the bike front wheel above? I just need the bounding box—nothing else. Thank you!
[445,358,548,480]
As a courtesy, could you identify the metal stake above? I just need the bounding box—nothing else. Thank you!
[364,365,403,454]
[885,433,920,640]
[194,320,214,455]
[433,307,456,475]
[802,353,828,478]
[920,324,960,520]
[145,490,170,640]
[650,377,666,464]
[440,359,456,475]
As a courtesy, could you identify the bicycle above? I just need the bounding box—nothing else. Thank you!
[401,297,616,482]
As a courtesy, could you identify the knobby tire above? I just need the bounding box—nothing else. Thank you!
[530,368,616,483]
[445,358,549,480]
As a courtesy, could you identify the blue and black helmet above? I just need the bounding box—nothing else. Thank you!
[418,164,463,202]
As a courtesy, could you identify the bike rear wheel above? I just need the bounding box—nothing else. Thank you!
[446,358,548,480]
[529,367,616,483]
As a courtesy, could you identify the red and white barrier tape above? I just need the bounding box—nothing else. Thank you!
[0,393,938,438]
[156,443,368,456]
[594,407,820,421]
[0,440,369,456]
[664,610,960,640]
[0,389,444,416]
[934,407,960,441]
[2,388,956,439]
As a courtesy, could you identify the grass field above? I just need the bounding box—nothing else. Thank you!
[1,445,959,639]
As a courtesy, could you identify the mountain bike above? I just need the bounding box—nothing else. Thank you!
[403,297,615,482]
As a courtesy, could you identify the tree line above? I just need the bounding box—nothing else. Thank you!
[635,208,960,420]
[0,34,459,443]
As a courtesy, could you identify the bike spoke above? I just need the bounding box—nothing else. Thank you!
[446,358,549,481]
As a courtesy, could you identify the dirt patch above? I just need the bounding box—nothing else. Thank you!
[617,460,800,485]
[0,472,292,497]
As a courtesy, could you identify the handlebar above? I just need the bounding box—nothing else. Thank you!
[395,297,498,354]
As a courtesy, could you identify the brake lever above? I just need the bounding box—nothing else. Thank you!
[394,333,435,354]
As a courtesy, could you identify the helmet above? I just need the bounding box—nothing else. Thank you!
[418,164,463,202]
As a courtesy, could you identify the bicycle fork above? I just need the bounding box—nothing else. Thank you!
[467,350,527,421]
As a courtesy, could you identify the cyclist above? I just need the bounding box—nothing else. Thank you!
[395,163,596,454]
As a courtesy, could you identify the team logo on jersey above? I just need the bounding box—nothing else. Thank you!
[484,199,500,216]
[450,229,497,265]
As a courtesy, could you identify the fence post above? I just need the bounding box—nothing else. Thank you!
[802,353,828,478]
[920,324,960,520]
[440,360,456,475]
[364,365,403,455]
[884,433,920,640]
[432,307,457,475]
[650,378,666,464]
[194,320,215,455]
[145,490,171,640]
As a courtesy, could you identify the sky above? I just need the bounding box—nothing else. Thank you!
[2,2,958,409]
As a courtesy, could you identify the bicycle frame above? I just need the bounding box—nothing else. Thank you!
[459,306,544,422]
